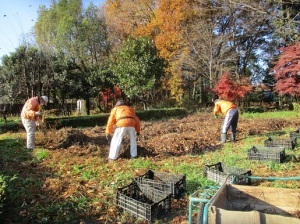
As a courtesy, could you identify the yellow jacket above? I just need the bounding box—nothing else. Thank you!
[21,96,41,120]
[105,105,140,134]
[213,100,237,116]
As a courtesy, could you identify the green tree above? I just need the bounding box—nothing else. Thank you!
[35,0,110,114]
[111,37,165,108]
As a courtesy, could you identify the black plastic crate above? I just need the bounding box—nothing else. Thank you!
[203,162,251,185]
[247,146,285,163]
[136,170,186,198]
[264,137,296,149]
[290,130,300,140]
[116,182,171,222]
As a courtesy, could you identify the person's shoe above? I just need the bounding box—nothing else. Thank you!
[108,158,115,163]
[231,133,236,142]
[220,133,227,143]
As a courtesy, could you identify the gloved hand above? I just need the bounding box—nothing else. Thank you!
[36,111,42,116]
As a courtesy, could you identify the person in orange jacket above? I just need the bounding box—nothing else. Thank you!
[213,98,239,143]
[105,100,140,161]
[21,96,48,150]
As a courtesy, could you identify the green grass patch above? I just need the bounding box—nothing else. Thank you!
[241,110,299,119]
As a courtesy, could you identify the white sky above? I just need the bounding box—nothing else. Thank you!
[0,0,105,62]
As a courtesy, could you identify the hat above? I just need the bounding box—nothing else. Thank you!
[115,100,125,107]
[41,96,48,106]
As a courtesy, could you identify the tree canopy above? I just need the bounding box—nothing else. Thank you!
[0,0,300,112]
[272,42,300,98]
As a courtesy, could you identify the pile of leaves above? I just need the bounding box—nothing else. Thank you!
[38,113,298,159]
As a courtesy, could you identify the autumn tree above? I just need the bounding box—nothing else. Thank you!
[213,72,252,102]
[272,43,300,100]
[180,0,278,105]
[150,0,193,101]
[104,0,156,40]
[104,0,194,103]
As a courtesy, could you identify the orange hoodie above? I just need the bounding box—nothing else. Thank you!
[21,96,41,120]
[213,100,237,116]
[105,105,140,134]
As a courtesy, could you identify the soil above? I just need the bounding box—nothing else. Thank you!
[37,112,299,160]
[5,112,300,223]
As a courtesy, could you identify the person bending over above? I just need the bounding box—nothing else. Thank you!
[21,95,48,150]
[105,100,140,161]
[213,98,239,143]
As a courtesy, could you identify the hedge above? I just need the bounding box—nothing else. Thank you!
[0,108,188,134]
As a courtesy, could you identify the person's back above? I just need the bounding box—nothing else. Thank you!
[213,99,237,116]
[106,104,140,134]
[21,96,40,120]
[105,100,141,161]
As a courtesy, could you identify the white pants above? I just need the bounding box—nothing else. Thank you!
[22,118,36,149]
[108,127,137,160]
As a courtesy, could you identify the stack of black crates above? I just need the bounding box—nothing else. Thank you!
[203,128,300,185]
[116,170,186,222]
[247,127,299,163]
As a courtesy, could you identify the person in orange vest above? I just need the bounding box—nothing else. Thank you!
[21,96,48,150]
[213,98,239,143]
[105,100,141,161]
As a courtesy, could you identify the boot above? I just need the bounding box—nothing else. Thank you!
[231,133,236,142]
[221,133,227,143]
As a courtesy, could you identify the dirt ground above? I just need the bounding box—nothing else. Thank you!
[37,112,299,159]
[7,112,300,223]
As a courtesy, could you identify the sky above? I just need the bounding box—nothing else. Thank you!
[0,0,105,62]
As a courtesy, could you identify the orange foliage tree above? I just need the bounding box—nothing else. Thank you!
[213,72,252,102]
[105,0,194,101]
[272,43,300,98]
[150,0,194,100]
[104,0,155,40]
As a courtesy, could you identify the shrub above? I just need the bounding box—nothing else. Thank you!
[292,102,300,112]
[0,108,188,133]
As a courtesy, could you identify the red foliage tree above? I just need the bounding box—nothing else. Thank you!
[99,86,122,111]
[272,43,300,97]
[213,72,252,102]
